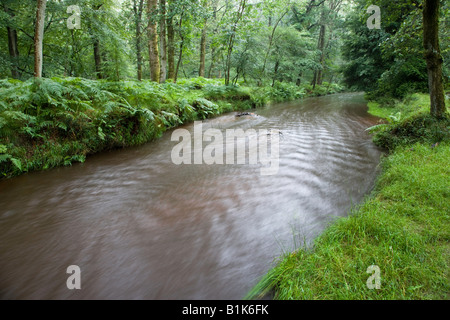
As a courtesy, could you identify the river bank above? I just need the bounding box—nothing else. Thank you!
[0,77,342,179]
[247,93,449,299]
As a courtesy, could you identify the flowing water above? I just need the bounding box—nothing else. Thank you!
[0,93,383,299]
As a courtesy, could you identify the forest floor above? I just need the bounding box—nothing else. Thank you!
[247,93,450,300]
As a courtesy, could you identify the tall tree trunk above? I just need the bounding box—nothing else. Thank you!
[147,0,160,82]
[207,47,216,78]
[260,8,289,82]
[225,0,247,86]
[199,19,207,77]
[133,0,144,81]
[93,38,103,79]
[316,23,326,85]
[34,0,47,78]
[159,0,167,82]
[166,2,175,80]
[91,4,104,79]
[311,71,317,89]
[4,5,21,79]
[7,26,20,79]
[174,15,184,83]
[423,0,446,118]
[271,60,279,87]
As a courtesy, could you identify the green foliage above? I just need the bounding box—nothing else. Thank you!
[343,0,449,100]
[373,113,450,150]
[367,93,450,150]
[261,81,344,103]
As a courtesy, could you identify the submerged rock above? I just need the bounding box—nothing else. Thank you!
[235,112,257,117]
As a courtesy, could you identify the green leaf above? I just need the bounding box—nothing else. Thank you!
[10,158,22,171]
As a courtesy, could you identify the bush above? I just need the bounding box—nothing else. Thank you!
[372,112,450,150]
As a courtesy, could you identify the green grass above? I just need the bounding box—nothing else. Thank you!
[247,93,449,300]
[367,93,431,120]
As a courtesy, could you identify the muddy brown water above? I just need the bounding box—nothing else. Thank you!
[0,93,383,299]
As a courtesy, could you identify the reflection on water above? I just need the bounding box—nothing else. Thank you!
[0,93,382,299]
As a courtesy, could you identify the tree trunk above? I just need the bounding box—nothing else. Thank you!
[4,5,21,79]
[311,71,317,89]
[199,19,207,77]
[159,0,167,82]
[207,47,216,78]
[316,23,326,85]
[34,0,47,78]
[166,2,175,81]
[133,0,144,81]
[7,26,20,79]
[174,15,184,83]
[225,0,247,86]
[423,0,446,118]
[147,0,160,82]
[271,60,279,87]
[93,38,103,79]
[260,8,289,82]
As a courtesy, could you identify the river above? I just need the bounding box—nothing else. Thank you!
[0,93,383,299]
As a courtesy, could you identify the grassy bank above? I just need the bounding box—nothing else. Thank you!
[0,77,342,179]
[247,93,449,300]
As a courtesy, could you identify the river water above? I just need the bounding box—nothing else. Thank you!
[0,93,382,299]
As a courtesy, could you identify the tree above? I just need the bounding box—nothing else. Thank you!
[422,0,446,118]
[166,0,175,80]
[3,1,21,79]
[92,3,104,79]
[225,0,247,86]
[259,1,290,84]
[198,0,209,77]
[132,0,145,81]
[147,0,160,82]
[311,0,342,88]
[159,0,167,82]
[34,0,47,78]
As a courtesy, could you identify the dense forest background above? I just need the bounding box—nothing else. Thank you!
[1,0,448,97]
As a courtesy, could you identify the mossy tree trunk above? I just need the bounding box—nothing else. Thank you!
[423,0,446,118]
[4,4,21,79]
[147,0,160,82]
[159,0,167,83]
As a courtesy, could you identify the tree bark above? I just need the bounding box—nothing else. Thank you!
[147,0,160,82]
[159,0,167,82]
[93,38,103,79]
[207,47,216,78]
[225,0,246,86]
[4,5,21,79]
[133,0,144,81]
[90,4,104,79]
[166,1,175,80]
[423,0,446,118]
[174,15,184,83]
[34,0,47,78]
[199,19,207,77]
[316,23,326,85]
[272,60,279,87]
